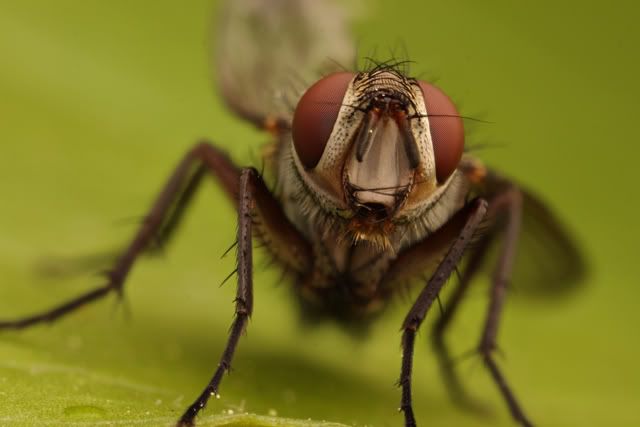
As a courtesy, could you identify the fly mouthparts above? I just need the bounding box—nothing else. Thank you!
[357,202,389,219]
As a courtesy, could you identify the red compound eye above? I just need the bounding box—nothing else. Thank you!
[418,81,464,183]
[292,72,355,169]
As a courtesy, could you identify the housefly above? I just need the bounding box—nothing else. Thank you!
[0,0,585,426]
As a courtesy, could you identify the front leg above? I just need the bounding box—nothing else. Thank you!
[177,166,312,426]
[384,199,488,426]
[176,168,256,426]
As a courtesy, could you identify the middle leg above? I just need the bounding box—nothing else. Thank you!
[0,142,236,329]
[431,234,493,409]
[476,188,533,427]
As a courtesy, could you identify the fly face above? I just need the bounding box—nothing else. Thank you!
[290,68,464,246]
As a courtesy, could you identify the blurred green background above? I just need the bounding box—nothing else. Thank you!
[1,1,638,426]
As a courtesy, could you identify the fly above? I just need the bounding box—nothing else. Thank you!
[0,1,585,426]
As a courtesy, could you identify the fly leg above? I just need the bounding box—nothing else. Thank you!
[175,158,312,426]
[176,167,255,426]
[175,161,315,425]
[35,161,209,278]
[147,162,208,255]
[477,187,533,427]
[431,235,493,410]
[393,198,488,427]
[1,141,311,426]
[0,142,243,329]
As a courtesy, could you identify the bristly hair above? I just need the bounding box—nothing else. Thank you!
[311,53,488,134]
[356,51,490,133]
[357,41,415,76]
[360,56,416,77]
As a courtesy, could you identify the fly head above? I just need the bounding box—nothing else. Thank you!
[291,66,464,247]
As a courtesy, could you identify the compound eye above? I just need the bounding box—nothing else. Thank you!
[292,72,355,169]
[418,81,464,183]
